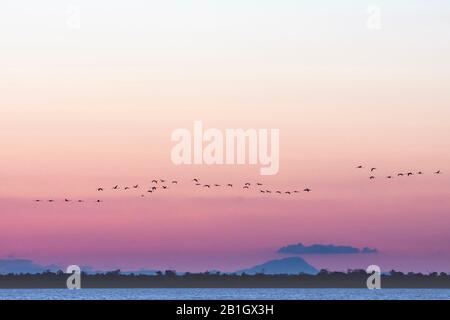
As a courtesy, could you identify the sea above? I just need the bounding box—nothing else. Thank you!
[0,288,449,300]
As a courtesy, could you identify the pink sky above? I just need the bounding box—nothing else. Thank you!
[1,1,449,273]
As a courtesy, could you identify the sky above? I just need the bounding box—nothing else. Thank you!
[0,0,449,273]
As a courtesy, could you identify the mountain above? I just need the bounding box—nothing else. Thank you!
[236,257,318,275]
[0,258,60,274]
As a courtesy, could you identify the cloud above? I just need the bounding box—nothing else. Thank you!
[277,243,378,255]
[0,258,60,274]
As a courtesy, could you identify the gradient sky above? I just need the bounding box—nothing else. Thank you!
[1,0,449,272]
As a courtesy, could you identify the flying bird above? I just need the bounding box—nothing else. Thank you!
[214,184,221,187]
[227,184,233,187]
[370,168,377,172]
[244,183,251,186]
[113,185,119,190]
[192,179,199,182]
[152,180,158,184]
[34,200,42,202]
[96,200,103,203]
[260,190,266,193]
[152,186,157,191]
[124,187,130,190]
[356,165,364,169]
[303,188,311,192]
[162,186,168,189]
[285,191,291,195]
[417,171,423,175]
[204,185,211,188]
[256,183,263,186]
[276,191,282,194]
[172,181,178,184]
[77,200,84,203]
[64,199,71,202]
[133,185,139,189]
[97,188,104,192]
[369,176,375,180]
[407,172,414,176]
[195,183,201,186]
[397,173,404,177]
[48,200,55,202]
[435,170,442,174]
[386,176,393,179]
[160,179,166,183]
[243,186,250,189]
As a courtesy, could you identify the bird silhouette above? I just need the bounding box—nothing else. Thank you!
[77,200,84,203]
[243,186,249,189]
[147,190,153,193]
[48,200,55,202]
[97,188,104,192]
[260,190,265,193]
[244,183,251,186]
[356,165,364,169]
[113,185,119,190]
[152,180,158,184]
[192,178,199,182]
[214,184,221,187]
[285,191,291,195]
[195,183,201,186]
[124,187,130,190]
[204,185,211,188]
[369,176,375,180]
[370,168,377,172]
[227,184,233,187]
[417,171,423,175]
[387,176,393,179]
[303,188,311,192]
[96,200,103,203]
[64,199,71,202]
[435,170,442,174]
[398,173,404,177]
[276,191,282,194]
[162,186,168,189]
[152,186,157,191]
[266,190,271,193]
[256,183,263,186]
[407,172,414,176]
[172,181,178,184]
[293,191,300,193]
[160,179,166,183]
[133,185,139,189]
[34,200,42,202]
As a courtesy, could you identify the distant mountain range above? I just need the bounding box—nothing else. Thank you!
[236,257,318,275]
[0,258,59,274]
[1,257,318,275]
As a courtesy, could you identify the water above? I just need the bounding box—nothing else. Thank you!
[0,288,448,300]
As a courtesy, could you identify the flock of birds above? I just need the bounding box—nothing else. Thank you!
[356,165,443,180]
[32,166,444,203]
[33,178,312,203]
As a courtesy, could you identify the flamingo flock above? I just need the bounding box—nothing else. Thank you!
[356,166,443,180]
[32,165,444,203]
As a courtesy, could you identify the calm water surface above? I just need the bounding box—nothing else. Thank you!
[0,288,449,300]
